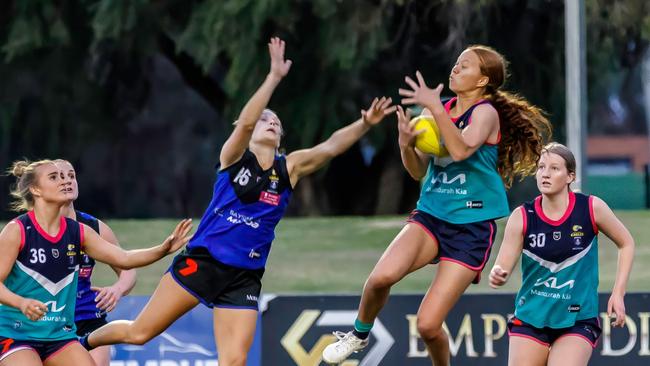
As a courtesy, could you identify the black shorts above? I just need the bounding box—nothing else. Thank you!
[0,336,77,362]
[507,316,601,348]
[75,316,108,337]
[407,210,496,284]
[168,247,264,310]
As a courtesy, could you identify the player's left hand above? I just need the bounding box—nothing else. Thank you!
[488,264,509,289]
[91,285,123,312]
[607,293,626,327]
[399,71,443,109]
[362,97,397,126]
[161,219,193,254]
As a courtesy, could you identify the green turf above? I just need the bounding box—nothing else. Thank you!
[81,211,650,295]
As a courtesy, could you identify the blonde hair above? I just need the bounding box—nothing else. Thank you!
[7,159,56,212]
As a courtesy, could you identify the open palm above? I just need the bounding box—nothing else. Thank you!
[161,219,194,254]
[399,71,443,108]
[268,37,292,79]
[362,97,397,126]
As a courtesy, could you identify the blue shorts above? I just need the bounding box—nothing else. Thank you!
[507,316,601,348]
[407,210,496,284]
[0,336,78,362]
[75,316,108,337]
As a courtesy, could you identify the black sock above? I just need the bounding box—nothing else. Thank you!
[352,329,370,340]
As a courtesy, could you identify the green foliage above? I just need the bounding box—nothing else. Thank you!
[90,0,147,42]
[2,1,70,61]
[2,0,649,217]
[585,1,650,88]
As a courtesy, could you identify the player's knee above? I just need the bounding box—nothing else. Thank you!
[126,332,150,345]
[366,271,398,290]
[417,319,445,342]
[125,323,155,345]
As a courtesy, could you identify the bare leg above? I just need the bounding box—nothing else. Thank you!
[43,342,95,366]
[547,336,593,366]
[0,349,41,366]
[89,346,111,366]
[508,336,549,366]
[416,261,476,366]
[213,308,258,366]
[88,273,199,347]
[358,223,438,323]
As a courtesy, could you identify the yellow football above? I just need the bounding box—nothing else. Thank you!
[409,115,449,157]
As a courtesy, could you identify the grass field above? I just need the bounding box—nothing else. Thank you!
[82,210,650,295]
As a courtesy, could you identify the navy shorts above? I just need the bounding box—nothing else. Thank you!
[75,316,108,337]
[0,336,78,362]
[407,210,496,284]
[507,316,601,348]
[169,247,264,310]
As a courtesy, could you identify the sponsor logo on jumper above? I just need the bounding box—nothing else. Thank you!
[465,201,483,209]
[432,172,466,185]
[426,172,468,195]
[268,169,280,192]
[260,191,280,206]
[246,294,259,302]
[249,249,261,259]
[226,210,260,229]
[534,277,574,289]
[574,236,583,247]
[568,304,581,313]
[571,225,584,238]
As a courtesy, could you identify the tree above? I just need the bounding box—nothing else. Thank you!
[1,0,648,218]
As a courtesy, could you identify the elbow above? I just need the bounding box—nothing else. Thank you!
[448,145,475,162]
[449,151,468,162]
[408,170,425,181]
[116,255,134,270]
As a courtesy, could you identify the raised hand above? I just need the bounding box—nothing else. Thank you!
[20,298,47,321]
[268,37,292,79]
[161,219,193,255]
[362,97,397,126]
[399,71,443,108]
[396,106,424,148]
[489,265,509,289]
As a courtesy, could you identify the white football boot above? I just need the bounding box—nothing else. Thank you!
[322,331,369,364]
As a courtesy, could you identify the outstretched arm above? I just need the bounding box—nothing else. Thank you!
[489,207,525,289]
[592,196,634,328]
[91,221,137,312]
[286,97,396,186]
[83,219,193,270]
[220,37,292,168]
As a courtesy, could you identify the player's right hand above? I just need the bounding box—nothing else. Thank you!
[489,265,509,289]
[268,37,292,80]
[396,106,424,148]
[19,298,47,321]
